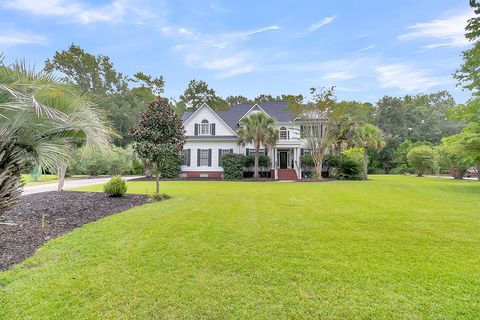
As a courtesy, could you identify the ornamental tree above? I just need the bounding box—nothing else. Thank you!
[407,145,435,177]
[130,97,186,193]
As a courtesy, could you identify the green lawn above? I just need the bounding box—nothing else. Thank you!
[21,174,58,186]
[1,176,479,319]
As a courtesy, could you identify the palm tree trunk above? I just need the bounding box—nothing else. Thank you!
[254,144,260,178]
[57,163,67,191]
[363,147,368,180]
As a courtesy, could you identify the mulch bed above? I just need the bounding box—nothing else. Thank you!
[0,191,149,271]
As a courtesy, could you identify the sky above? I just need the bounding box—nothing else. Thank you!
[0,0,475,104]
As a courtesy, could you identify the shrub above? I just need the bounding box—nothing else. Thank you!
[391,164,412,174]
[243,155,270,169]
[103,176,127,197]
[157,153,181,178]
[221,153,244,180]
[407,145,435,177]
[336,156,362,180]
[300,155,315,170]
[150,193,171,201]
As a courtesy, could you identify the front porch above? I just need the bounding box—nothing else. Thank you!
[269,147,302,180]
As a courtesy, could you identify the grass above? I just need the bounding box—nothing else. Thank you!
[1,176,479,319]
[21,174,58,186]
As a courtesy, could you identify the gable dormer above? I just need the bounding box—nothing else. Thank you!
[183,103,237,137]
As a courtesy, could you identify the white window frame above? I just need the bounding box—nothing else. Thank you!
[249,149,265,156]
[181,150,188,166]
[200,119,210,135]
[279,127,289,140]
[222,149,232,155]
[200,149,209,166]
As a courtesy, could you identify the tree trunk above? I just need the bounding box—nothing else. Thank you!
[155,168,160,194]
[57,163,67,191]
[144,159,153,179]
[254,145,260,178]
[363,147,368,180]
[315,158,323,180]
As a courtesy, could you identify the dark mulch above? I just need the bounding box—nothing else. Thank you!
[0,191,149,271]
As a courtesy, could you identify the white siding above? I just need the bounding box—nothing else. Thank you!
[181,140,242,172]
[184,106,235,136]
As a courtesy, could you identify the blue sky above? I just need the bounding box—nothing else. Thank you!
[0,0,474,103]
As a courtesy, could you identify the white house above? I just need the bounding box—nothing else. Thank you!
[180,101,323,180]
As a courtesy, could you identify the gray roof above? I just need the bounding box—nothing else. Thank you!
[182,101,296,131]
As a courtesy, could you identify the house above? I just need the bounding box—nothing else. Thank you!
[180,101,324,180]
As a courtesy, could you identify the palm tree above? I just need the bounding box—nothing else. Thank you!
[352,123,385,180]
[0,63,111,213]
[237,112,278,178]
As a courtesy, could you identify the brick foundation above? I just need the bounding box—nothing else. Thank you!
[181,171,223,178]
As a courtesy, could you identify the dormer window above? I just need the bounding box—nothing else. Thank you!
[200,119,210,135]
[279,127,289,140]
[194,119,216,136]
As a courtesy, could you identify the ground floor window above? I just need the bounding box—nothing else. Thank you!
[181,149,190,166]
[200,149,209,166]
[248,149,265,156]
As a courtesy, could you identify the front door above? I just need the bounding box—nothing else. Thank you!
[279,151,288,169]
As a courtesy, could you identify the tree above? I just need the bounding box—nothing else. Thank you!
[44,43,128,95]
[352,123,386,180]
[179,79,227,111]
[0,64,109,213]
[454,1,480,95]
[299,87,340,178]
[131,72,165,96]
[237,112,278,178]
[407,145,435,177]
[225,95,252,105]
[374,92,462,171]
[1,63,111,192]
[393,140,431,168]
[130,97,186,193]
[442,125,479,179]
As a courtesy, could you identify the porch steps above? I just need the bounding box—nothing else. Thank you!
[278,169,299,181]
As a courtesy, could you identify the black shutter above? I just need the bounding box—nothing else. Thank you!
[246,148,250,155]
[197,149,201,166]
[230,148,233,154]
[300,125,304,133]
[301,148,304,156]
[187,149,191,166]
[194,124,199,135]
[218,149,222,166]
[211,123,216,135]
[208,149,212,167]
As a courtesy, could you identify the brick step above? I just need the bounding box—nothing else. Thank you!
[277,169,299,180]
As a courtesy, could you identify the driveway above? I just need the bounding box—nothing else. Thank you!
[22,176,142,196]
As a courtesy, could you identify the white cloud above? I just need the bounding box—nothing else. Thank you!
[375,64,449,92]
[357,45,375,53]
[399,11,474,48]
[323,71,356,81]
[2,0,160,24]
[298,15,336,37]
[0,30,46,46]
[162,25,281,78]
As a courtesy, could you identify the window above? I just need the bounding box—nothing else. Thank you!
[249,149,265,156]
[279,127,289,140]
[200,149,209,166]
[303,149,311,156]
[181,150,189,166]
[200,119,210,135]
[222,149,232,155]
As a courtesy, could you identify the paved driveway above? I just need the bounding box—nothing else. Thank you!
[22,176,142,196]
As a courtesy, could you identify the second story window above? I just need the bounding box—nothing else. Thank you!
[279,127,289,140]
[200,119,210,135]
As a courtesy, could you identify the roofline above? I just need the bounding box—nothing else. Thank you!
[238,103,272,122]
[183,102,238,137]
